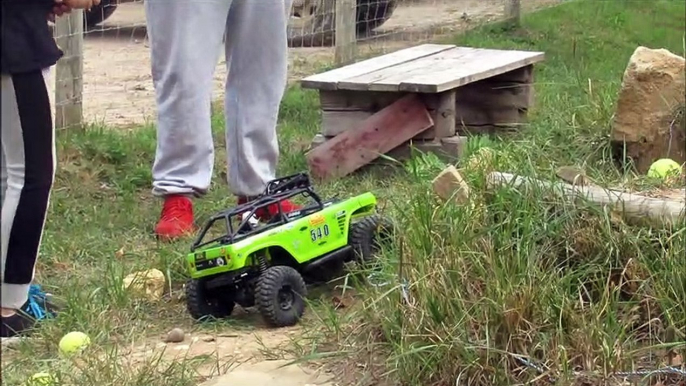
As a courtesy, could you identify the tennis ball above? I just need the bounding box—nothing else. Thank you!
[26,372,56,385]
[59,331,90,355]
[647,158,682,179]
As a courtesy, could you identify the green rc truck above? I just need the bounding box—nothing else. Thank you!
[184,173,394,327]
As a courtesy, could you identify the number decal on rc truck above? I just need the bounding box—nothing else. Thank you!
[310,224,330,242]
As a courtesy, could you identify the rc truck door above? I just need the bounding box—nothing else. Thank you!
[294,210,346,262]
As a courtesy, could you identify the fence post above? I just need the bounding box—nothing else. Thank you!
[54,9,84,130]
[504,0,521,27]
[334,0,356,65]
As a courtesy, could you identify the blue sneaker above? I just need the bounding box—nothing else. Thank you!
[1,284,57,338]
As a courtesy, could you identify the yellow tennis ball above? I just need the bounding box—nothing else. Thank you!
[59,331,90,355]
[26,372,56,386]
[647,158,682,179]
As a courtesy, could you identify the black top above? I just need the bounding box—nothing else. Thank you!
[1,0,64,75]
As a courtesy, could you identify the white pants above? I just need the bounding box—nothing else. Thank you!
[1,68,55,309]
[145,0,293,198]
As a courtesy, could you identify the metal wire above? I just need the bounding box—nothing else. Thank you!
[515,354,686,383]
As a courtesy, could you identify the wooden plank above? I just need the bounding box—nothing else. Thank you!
[334,0,356,65]
[306,94,434,180]
[455,106,527,127]
[54,10,84,129]
[315,136,468,164]
[423,91,456,138]
[492,65,534,83]
[455,81,532,110]
[300,44,456,90]
[487,172,686,227]
[385,136,467,163]
[440,135,469,159]
[385,140,444,162]
[319,90,404,111]
[337,47,544,93]
[456,124,523,136]
[321,110,373,136]
[399,50,544,93]
[321,98,435,139]
[338,47,480,91]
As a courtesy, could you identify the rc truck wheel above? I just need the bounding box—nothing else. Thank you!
[84,0,118,29]
[185,279,235,321]
[349,214,395,265]
[255,266,307,327]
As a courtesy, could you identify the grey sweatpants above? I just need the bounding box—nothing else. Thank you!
[145,0,293,198]
[1,68,55,309]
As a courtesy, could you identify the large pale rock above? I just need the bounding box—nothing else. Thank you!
[612,46,685,173]
[123,269,166,301]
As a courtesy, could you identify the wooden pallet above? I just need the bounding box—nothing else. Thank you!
[300,44,545,180]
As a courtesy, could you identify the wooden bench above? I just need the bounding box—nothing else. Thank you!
[300,43,545,181]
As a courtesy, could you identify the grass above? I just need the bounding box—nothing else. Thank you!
[2,0,685,385]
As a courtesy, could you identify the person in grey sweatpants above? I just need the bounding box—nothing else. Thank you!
[145,0,300,240]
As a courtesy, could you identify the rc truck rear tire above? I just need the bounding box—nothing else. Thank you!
[255,266,307,327]
[185,279,235,321]
[349,214,395,265]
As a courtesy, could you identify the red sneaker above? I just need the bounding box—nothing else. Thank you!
[237,196,302,221]
[154,195,195,240]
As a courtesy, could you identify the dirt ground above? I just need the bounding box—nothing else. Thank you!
[48,0,563,127]
[124,324,334,385]
[41,2,567,384]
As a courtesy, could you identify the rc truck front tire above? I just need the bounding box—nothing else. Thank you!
[349,214,395,265]
[255,266,307,327]
[185,279,235,321]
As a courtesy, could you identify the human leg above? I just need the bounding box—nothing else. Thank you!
[145,0,233,238]
[1,70,57,337]
[223,0,292,196]
[223,0,300,217]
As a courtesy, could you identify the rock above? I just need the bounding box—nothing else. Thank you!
[463,147,496,174]
[612,46,686,173]
[431,165,470,204]
[555,166,592,187]
[122,269,166,301]
[1,337,23,349]
[310,134,328,150]
[163,328,185,343]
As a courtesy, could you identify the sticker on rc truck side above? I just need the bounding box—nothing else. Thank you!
[308,213,326,226]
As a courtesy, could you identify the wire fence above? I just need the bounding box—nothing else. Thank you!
[48,0,560,128]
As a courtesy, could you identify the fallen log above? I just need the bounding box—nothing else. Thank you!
[486,172,685,226]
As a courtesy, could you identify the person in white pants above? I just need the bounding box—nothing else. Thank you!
[145,0,301,240]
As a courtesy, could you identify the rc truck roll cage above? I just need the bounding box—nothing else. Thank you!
[190,173,333,251]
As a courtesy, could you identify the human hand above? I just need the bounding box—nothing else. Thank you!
[62,0,101,11]
[48,0,72,23]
